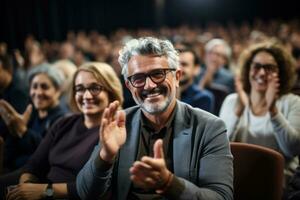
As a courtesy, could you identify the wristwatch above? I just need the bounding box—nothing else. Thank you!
[44,183,54,200]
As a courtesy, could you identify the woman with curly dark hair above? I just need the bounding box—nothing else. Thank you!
[219,41,300,186]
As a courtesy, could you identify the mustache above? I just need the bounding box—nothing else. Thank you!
[141,86,166,98]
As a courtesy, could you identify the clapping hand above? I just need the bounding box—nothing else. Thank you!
[234,75,249,116]
[99,101,126,163]
[6,183,47,200]
[0,100,32,138]
[266,73,280,116]
[130,139,173,193]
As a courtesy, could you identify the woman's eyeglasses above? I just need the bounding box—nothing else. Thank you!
[251,62,278,73]
[74,83,104,96]
[127,68,176,88]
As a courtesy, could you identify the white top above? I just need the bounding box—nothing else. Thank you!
[219,93,300,183]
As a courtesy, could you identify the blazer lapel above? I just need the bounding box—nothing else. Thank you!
[117,109,141,200]
[173,101,192,179]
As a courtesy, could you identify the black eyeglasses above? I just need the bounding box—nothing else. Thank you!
[74,83,104,96]
[251,62,278,73]
[127,68,176,88]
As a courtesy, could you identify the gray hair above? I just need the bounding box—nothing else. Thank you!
[205,38,232,62]
[118,37,179,78]
[28,63,64,89]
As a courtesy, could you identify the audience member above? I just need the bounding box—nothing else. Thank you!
[177,47,215,113]
[76,37,233,200]
[0,55,29,139]
[196,38,235,93]
[5,62,123,200]
[219,41,300,186]
[53,59,78,112]
[0,63,67,198]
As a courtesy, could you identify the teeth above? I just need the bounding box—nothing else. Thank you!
[254,77,265,84]
[147,92,160,98]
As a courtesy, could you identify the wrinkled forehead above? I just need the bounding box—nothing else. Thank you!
[127,55,169,75]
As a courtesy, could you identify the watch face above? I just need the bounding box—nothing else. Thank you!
[46,188,54,197]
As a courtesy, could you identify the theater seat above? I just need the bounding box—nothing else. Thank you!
[230,142,284,200]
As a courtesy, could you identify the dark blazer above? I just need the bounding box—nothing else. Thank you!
[76,101,233,200]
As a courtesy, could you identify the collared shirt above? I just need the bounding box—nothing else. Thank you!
[128,104,178,199]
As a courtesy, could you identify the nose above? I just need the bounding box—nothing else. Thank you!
[257,67,267,75]
[82,89,93,98]
[34,87,44,95]
[143,76,157,90]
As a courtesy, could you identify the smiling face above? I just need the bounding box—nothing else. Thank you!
[205,44,228,69]
[249,51,279,93]
[74,71,110,117]
[126,55,181,115]
[30,73,61,111]
[179,51,197,87]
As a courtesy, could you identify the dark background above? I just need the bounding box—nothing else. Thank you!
[0,0,299,50]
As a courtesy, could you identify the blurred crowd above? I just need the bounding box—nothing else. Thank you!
[0,18,300,199]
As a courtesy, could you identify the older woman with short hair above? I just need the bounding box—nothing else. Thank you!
[0,63,66,172]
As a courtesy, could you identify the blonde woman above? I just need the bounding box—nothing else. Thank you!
[7,62,123,200]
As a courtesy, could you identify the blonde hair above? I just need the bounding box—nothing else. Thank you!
[69,62,124,112]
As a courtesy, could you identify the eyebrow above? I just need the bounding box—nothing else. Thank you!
[74,83,100,87]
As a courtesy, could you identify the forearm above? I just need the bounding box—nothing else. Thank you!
[53,183,68,199]
[219,104,241,139]
[77,146,113,200]
[271,111,300,157]
[177,178,231,200]
[19,173,39,183]
[199,72,214,89]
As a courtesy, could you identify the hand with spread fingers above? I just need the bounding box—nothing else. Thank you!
[6,183,47,200]
[99,100,126,163]
[130,139,172,193]
[0,99,32,138]
[234,75,249,117]
[266,72,280,116]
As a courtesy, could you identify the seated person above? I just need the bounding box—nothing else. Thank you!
[76,37,233,199]
[0,54,29,139]
[0,63,67,172]
[178,47,215,113]
[219,41,300,186]
[196,38,235,93]
[4,62,123,200]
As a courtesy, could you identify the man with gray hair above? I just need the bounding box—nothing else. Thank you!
[76,37,233,200]
[197,38,234,93]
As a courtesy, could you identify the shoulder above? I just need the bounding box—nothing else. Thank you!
[177,101,222,124]
[191,85,212,98]
[218,68,234,79]
[278,93,300,112]
[50,113,82,130]
[124,105,140,117]
[47,105,69,123]
[279,93,300,103]
[176,101,227,139]
[223,93,238,103]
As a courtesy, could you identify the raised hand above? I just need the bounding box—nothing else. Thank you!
[199,63,218,90]
[99,101,126,163]
[6,183,47,200]
[130,139,172,193]
[266,73,280,116]
[234,75,249,116]
[0,100,32,138]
